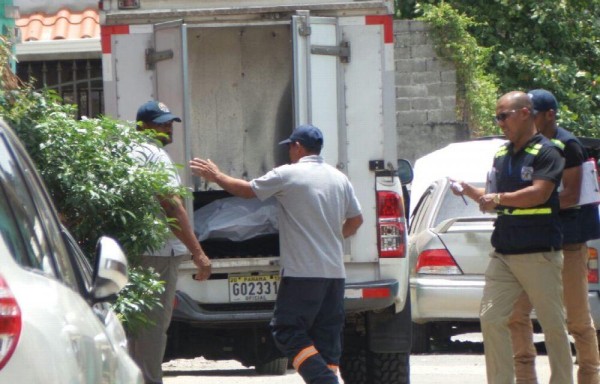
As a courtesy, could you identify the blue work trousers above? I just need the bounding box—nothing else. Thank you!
[270,277,345,384]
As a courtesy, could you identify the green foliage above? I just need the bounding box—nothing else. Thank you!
[404,1,600,137]
[0,36,183,333]
[417,3,499,136]
[113,266,165,335]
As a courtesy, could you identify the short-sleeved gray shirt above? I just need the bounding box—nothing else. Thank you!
[130,141,188,257]
[250,155,362,278]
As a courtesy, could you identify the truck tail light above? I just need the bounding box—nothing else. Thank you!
[376,191,406,258]
[588,247,599,284]
[0,274,21,370]
[416,249,462,275]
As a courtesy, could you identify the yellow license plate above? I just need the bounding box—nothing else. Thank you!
[228,274,280,302]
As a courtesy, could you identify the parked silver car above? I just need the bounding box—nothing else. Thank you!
[0,119,142,383]
[408,139,600,353]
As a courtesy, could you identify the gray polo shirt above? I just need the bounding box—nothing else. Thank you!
[250,155,362,278]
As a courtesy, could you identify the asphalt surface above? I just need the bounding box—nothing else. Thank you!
[162,333,571,384]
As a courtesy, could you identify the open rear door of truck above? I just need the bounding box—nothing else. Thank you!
[153,20,190,184]
[292,11,343,168]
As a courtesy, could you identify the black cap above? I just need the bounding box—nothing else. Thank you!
[528,89,558,112]
[278,124,324,150]
[136,101,182,124]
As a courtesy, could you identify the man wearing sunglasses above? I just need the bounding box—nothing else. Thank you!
[453,91,572,383]
[509,89,600,384]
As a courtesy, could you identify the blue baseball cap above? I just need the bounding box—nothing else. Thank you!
[136,101,182,124]
[278,124,324,150]
[528,89,558,112]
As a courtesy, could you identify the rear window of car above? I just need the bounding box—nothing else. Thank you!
[433,182,490,227]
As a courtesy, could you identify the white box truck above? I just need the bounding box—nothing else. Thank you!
[100,1,413,382]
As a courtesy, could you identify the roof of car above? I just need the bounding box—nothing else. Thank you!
[409,135,600,214]
[410,138,507,214]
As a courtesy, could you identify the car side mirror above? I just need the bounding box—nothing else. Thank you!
[91,236,128,302]
[397,159,414,185]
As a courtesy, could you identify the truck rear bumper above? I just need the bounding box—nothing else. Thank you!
[172,278,400,325]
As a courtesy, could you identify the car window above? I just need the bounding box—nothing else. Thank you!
[63,228,94,292]
[0,131,79,290]
[409,186,435,235]
[0,135,54,275]
[433,182,488,227]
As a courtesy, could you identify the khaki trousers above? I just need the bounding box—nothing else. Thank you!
[480,250,573,384]
[129,254,186,384]
[510,244,600,384]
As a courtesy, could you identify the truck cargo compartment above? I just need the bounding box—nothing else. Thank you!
[193,190,280,259]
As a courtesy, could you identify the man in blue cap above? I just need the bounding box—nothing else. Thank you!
[189,124,363,384]
[130,100,212,384]
[509,90,600,384]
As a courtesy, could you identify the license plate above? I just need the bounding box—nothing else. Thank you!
[228,273,280,302]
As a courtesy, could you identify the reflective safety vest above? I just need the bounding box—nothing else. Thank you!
[491,135,563,254]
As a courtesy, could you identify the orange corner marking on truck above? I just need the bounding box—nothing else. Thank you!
[100,25,129,54]
[365,15,393,44]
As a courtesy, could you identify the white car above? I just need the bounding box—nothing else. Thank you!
[0,119,142,383]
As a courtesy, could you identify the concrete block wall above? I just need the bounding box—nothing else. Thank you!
[394,20,469,165]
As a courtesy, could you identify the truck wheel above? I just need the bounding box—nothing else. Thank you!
[368,351,410,384]
[411,322,430,354]
[339,347,367,384]
[341,347,410,384]
[255,357,288,375]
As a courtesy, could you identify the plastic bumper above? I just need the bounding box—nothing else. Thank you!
[410,276,485,322]
[172,279,400,325]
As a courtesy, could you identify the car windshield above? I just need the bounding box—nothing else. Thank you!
[433,182,491,227]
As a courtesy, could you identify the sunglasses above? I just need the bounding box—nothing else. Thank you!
[494,109,517,123]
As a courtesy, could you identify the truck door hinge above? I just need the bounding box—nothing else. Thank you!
[145,48,174,70]
[311,41,351,63]
[297,11,311,37]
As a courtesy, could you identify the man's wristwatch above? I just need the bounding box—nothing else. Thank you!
[493,193,501,205]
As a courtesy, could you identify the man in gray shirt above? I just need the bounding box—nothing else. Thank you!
[190,124,363,384]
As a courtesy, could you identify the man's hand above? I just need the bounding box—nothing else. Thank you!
[190,158,220,182]
[479,193,498,213]
[192,251,212,281]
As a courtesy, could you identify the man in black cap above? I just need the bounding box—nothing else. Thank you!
[189,124,363,384]
[130,100,211,384]
[509,90,600,384]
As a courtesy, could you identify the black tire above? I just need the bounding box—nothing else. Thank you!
[255,357,288,375]
[411,322,430,354]
[340,347,367,384]
[369,351,410,384]
[341,346,410,384]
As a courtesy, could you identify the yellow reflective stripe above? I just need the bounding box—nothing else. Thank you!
[495,147,508,158]
[293,345,319,370]
[524,146,539,156]
[551,138,565,150]
[499,208,552,215]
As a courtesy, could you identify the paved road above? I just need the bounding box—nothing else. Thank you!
[163,333,572,384]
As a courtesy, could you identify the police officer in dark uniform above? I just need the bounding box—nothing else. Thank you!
[454,91,573,384]
[509,89,600,384]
